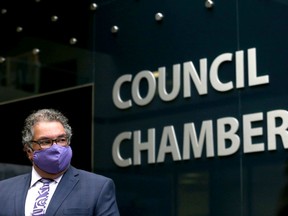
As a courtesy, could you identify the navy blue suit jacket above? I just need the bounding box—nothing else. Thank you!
[0,166,120,216]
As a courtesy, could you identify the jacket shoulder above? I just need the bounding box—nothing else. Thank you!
[70,166,112,182]
[0,172,30,194]
[0,172,30,184]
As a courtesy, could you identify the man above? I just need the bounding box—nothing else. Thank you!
[0,108,120,216]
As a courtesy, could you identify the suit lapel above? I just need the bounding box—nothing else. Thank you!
[46,166,79,215]
[14,174,31,216]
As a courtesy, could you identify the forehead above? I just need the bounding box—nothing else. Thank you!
[33,121,65,138]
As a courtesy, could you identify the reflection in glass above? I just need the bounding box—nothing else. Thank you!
[178,172,209,216]
[0,163,31,180]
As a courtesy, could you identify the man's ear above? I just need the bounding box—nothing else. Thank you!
[23,143,33,160]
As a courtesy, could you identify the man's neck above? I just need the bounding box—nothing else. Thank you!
[33,164,67,179]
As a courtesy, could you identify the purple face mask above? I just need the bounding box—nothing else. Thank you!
[33,144,72,174]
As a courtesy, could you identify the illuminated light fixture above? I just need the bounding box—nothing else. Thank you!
[70,38,77,44]
[111,25,119,33]
[1,9,7,14]
[51,15,58,22]
[205,0,214,8]
[153,71,160,78]
[90,3,98,10]
[0,57,6,63]
[32,48,40,55]
[155,12,164,21]
[16,26,23,32]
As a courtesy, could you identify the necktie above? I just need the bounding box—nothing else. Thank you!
[32,178,53,216]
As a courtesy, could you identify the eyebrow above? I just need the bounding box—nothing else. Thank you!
[36,134,66,140]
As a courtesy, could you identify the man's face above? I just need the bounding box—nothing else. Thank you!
[27,121,66,159]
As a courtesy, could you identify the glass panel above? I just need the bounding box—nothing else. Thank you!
[238,0,288,215]
[0,0,94,102]
[0,163,31,180]
[0,0,288,215]
[178,172,209,216]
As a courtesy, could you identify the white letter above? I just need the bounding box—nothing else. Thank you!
[133,129,156,165]
[267,110,288,150]
[248,48,269,86]
[210,53,233,92]
[235,50,244,88]
[112,132,132,167]
[183,120,214,159]
[217,117,240,156]
[112,74,132,109]
[243,112,265,153]
[157,126,181,163]
[158,64,181,101]
[132,70,156,106]
[183,59,208,98]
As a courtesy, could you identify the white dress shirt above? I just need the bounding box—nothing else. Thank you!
[25,167,63,216]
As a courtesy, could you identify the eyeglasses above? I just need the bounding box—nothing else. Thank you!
[31,136,68,149]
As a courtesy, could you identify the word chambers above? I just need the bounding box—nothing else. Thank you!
[111,48,275,167]
[112,110,288,167]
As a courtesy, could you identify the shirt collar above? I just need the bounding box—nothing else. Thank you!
[30,167,63,187]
